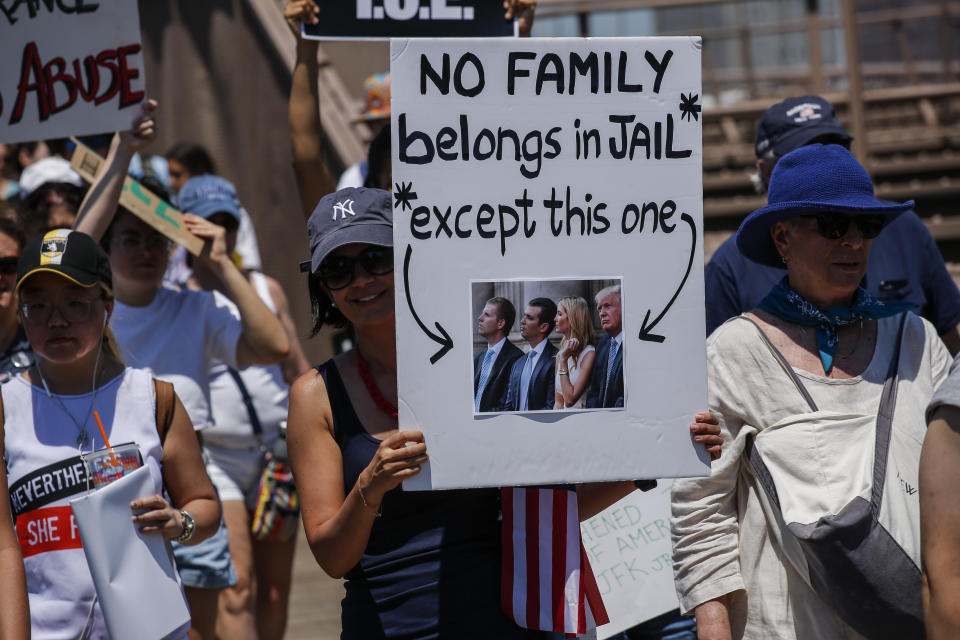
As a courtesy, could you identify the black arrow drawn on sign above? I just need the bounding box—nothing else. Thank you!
[403,244,454,364]
[639,212,697,343]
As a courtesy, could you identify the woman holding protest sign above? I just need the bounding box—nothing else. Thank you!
[671,145,951,640]
[3,229,220,638]
[287,186,723,638]
[288,187,540,638]
[71,102,290,640]
[553,295,597,410]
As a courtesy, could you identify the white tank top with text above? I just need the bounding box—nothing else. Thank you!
[3,367,163,640]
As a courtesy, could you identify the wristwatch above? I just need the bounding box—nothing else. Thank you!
[174,509,196,543]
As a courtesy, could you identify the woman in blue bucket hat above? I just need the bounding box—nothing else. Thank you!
[671,144,950,640]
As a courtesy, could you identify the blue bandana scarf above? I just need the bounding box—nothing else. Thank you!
[757,277,916,373]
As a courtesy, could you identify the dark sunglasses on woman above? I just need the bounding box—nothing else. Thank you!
[801,212,887,240]
[317,247,394,291]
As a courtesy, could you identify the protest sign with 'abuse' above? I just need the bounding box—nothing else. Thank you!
[0,0,146,144]
[392,38,708,489]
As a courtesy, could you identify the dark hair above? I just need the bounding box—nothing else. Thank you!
[1,144,21,176]
[165,142,216,176]
[363,123,392,190]
[487,296,516,335]
[17,181,86,243]
[308,271,348,337]
[0,217,25,250]
[528,297,557,334]
[102,175,174,250]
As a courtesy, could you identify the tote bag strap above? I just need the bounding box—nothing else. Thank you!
[226,368,265,442]
[738,315,818,412]
[871,312,908,517]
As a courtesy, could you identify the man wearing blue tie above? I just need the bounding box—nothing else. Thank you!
[586,285,624,408]
[474,297,523,413]
[502,298,558,412]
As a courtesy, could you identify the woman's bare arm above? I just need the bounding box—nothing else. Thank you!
[921,406,960,638]
[148,394,220,544]
[0,425,29,640]
[559,349,595,407]
[287,369,426,578]
[73,100,157,241]
[286,0,336,219]
[264,275,311,383]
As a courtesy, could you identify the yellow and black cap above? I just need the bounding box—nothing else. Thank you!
[16,229,112,294]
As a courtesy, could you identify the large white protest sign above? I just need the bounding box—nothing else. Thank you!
[582,483,682,638]
[0,0,146,144]
[392,37,707,489]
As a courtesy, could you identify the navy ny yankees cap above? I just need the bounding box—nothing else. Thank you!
[306,187,393,274]
[755,95,852,159]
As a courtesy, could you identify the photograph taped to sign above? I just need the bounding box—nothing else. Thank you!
[0,0,146,144]
[393,37,708,489]
[302,0,516,41]
[470,277,625,415]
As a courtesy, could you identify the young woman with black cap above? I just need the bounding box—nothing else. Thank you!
[3,229,220,638]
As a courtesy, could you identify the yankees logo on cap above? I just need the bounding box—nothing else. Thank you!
[306,187,394,274]
[333,199,356,220]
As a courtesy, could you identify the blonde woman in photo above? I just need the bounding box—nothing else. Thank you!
[554,296,597,410]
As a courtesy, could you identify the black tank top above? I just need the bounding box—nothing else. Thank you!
[317,361,538,639]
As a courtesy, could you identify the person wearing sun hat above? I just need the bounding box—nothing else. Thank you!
[671,144,951,639]
[3,228,221,638]
[704,96,960,350]
[337,73,391,191]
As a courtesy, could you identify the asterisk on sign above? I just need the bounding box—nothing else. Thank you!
[394,181,418,212]
[679,93,701,122]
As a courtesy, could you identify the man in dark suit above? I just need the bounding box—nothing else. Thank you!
[502,297,558,412]
[586,285,624,408]
[474,296,523,413]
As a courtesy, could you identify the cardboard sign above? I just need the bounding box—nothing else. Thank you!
[0,0,146,144]
[302,1,515,40]
[582,483,682,638]
[392,37,708,489]
[70,141,205,255]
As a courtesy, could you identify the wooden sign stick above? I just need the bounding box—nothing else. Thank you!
[69,139,205,256]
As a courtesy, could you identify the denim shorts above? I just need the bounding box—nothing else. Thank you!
[171,467,238,590]
[173,516,237,589]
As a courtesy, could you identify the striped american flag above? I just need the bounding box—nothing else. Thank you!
[501,488,609,637]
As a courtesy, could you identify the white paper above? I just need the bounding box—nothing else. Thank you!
[70,466,190,640]
[392,37,708,489]
[0,0,146,144]
[581,482,682,638]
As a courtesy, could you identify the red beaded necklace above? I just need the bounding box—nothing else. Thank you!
[356,349,398,418]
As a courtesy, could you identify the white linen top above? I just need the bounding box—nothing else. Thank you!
[555,344,595,409]
[671,313,951,640]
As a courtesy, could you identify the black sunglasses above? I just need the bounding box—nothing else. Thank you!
[0,257,18,276]
[315,247,393,291]
[800,213,886,240]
